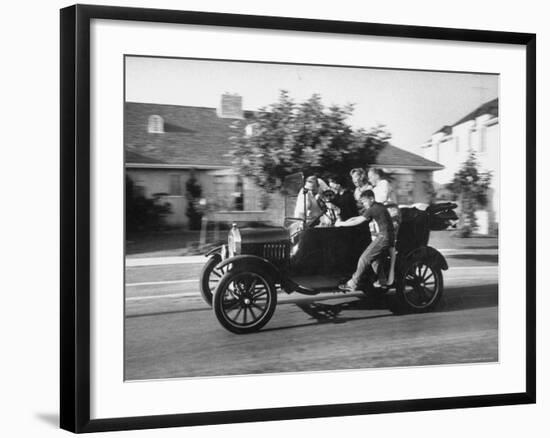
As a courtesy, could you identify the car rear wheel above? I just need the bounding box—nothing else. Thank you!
[213,269,277,334]
[395,260,443,313]
[199,254,227,307]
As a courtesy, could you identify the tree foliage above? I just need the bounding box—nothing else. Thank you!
[446,152,492,235]
[230,91,391,193]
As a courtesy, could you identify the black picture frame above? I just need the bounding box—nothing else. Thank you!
[60,4,536,433]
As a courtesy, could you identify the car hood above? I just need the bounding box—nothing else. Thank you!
[239,227,289,244]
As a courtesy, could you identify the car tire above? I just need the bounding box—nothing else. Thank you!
[213,269,277,334]
[199,254,223,307]
[394,260,443,313]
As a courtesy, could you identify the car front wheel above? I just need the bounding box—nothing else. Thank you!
[199,254,227,307]
[213,269,277,334]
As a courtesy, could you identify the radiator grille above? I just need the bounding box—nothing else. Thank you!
[262,243,287,260]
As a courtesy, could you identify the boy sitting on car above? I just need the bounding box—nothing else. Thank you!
[336,189,395,291]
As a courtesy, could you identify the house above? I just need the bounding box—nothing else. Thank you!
[371,144,443,206]
[421,98,499,234]
[125,94,271,227]
[125,94,444,228]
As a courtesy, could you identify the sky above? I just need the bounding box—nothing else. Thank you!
[125,56,498,155]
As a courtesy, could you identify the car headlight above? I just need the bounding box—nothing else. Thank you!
[227,223,241,256]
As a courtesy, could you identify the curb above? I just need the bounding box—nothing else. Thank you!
[126,255,206,267]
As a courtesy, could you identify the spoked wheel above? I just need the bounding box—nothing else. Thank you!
[199,254,229,306]
[395,260,443,313]
[213,270,277,334]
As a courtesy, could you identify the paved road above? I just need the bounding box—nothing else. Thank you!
[124,251,498,380]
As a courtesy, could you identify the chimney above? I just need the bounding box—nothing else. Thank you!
[217,93,243,119]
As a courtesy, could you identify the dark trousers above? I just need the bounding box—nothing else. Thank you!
[351,234,390,286]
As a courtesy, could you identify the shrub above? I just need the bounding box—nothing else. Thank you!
[126,175,171,233]
[446,152,492,236]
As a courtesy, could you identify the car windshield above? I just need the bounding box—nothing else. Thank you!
[282,172,304,220]
[281,172,304,197]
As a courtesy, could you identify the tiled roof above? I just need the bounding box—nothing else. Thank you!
[453,97,498,126]
[434,98,498,135]
[375,144,444,170]
[432,125,453,136]
[125,149,164,164]
[125,102,252,167]
[125,102,443,170]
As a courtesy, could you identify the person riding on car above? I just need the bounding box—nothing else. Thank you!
[368,167,400,242]
[294,175,322,222]
[294,175,330,226]
[328,175,358,221]
[317,189,341,227]
[350,168,371,201]
[350,168,372,213]
[368,168,397,205]
[336,189,395,291]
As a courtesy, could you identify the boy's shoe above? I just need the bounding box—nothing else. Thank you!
[373,279,388,288]
[338,280,359,292]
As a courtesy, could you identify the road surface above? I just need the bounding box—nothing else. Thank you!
[124,250,498,380]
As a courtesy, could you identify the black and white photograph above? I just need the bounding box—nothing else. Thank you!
[124,56,500,381]
[1,0,546,435]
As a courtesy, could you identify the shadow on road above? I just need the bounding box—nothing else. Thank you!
[261,308,394,333]
[261,283,498,333]
[126,283,497,324]
[296,294,388,321]
[436,283,498,312]
[294,292,389,323]
[447,254,498,263]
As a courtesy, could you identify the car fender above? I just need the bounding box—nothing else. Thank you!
[216,255,282,282]
[401,246,448,271]
[205,245,223,258]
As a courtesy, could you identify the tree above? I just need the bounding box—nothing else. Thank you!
[446,152,492,236]
[230,91,391,193]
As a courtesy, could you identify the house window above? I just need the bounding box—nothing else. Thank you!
[234,177,244,211]
[148,115,164,133]
[245,122,259,137]
[214,175,244,210]
[169,174,183,196]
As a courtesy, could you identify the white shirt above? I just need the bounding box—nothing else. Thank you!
[294,189,323,221]
[373,179,396,204]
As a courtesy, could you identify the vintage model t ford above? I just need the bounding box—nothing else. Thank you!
[199,173,458,334]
